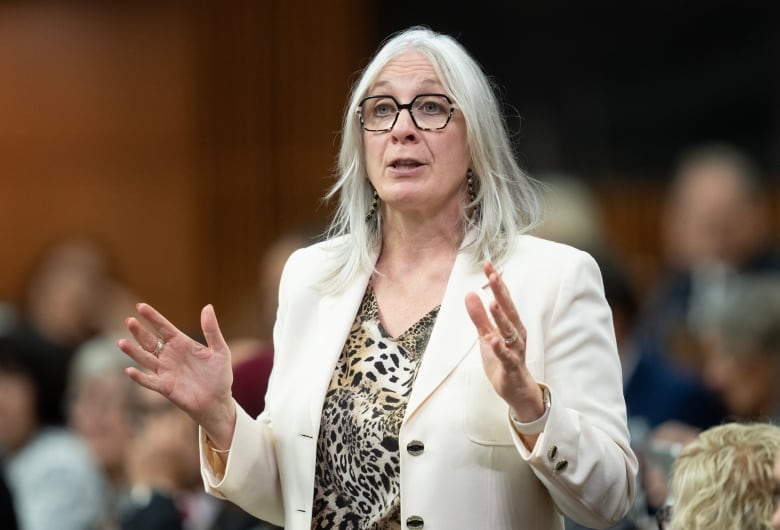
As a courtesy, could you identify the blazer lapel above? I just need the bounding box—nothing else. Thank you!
[403,249,485,424]
[307,253,377,428]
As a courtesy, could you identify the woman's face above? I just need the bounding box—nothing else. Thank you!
[362,52,470,221]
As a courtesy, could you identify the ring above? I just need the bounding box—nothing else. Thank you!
[503,329,518,345]
[151,337,164,356]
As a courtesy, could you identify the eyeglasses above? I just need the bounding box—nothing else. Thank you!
[357,93,456,132]
[656,504,672,530]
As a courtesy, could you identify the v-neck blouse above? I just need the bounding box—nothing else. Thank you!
[311,284,440,529]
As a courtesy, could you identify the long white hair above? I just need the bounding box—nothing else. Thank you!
[320,26,541,294]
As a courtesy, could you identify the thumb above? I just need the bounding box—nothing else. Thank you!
[201,304,229,353]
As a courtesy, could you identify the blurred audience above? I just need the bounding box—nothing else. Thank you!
[666,422,780,530]
[772,449,780,530]
[67,336,140,528]
[698,273,780,423]
[3,235,122,425]
[121,385,218,530]
[639,143,780,375]
[536,174,727,530]
[535,172,607,252]
[0,468,18,530]
[0,334,106,530]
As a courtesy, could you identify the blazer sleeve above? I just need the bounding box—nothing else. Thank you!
[511,249,638,528]
[198,250,299,526]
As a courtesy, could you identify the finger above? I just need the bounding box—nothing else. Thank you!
[465,291,494,337]
[484,263,527,342]
[489,299,517,340]
[118,336,160,369]
[125,365,161,394]
[125,316,164,355]
[136,302,184,343]
[200,304,229,353]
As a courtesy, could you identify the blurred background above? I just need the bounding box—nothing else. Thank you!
[1,3,779,529]
[0,0,778,332]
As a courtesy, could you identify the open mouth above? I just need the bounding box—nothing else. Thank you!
[390,159,423,169]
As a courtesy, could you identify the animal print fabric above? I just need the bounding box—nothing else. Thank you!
[311,284,439,529]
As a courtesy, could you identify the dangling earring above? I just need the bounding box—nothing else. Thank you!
[467,170,477,203]
[365,188,379,222]
[467,169,480,219]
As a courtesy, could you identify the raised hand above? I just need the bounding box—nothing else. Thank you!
[464,261,544,424]
[117,303,236,448]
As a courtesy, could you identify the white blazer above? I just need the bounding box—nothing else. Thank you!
[201,234,638,530]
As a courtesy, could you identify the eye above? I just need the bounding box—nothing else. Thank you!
[415,96,448,115]
[372,100,396,118]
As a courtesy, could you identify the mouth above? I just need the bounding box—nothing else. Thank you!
[389,158,423,169]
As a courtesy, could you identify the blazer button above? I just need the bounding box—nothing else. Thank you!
[407,440,425,456]
[554,459,569,472]
[406,515,424,529]
[547,445,558,461]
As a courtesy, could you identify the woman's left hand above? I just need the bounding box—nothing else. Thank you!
[464,261,545,423]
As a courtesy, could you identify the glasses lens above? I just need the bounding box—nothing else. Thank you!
[410,94,452,130]
[360,96,398,131]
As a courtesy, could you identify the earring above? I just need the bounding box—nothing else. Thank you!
[467,169,477,203]
[365,188,379,222]
[467,169,480,219]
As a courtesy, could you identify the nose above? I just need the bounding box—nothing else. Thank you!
[391,108,419,141]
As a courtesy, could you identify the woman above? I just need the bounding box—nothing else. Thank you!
[119,26,636,529]
[667,422,780,529]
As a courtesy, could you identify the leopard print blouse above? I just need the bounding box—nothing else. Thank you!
[311,284,440,530]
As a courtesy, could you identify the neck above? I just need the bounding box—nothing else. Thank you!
[378,215,463,275]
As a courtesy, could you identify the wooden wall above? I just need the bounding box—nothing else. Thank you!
[0,2,777,335]
[0,1,371,332]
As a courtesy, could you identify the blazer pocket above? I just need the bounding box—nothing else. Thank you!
[463,359,543,446]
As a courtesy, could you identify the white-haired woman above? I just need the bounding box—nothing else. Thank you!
[119,26,636,529]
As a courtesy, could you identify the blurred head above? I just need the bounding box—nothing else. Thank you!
[0,338,40,454]
[534,173,605,251]
[322,26,540,293]
[663,143,768,270]
[67,336,137,485]
[772,450,780,530]
[701,274,780,420]
[669,422,780,529]
[21,236,115,347]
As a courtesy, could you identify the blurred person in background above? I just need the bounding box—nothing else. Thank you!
[536,175,726,530]
[698,273,780,424]
[120,386,218,530]
[639,143,780,376]
[67,336,140,529]
[0,469,18,530]
[0,334,105,530]
[665,422,780,530]
[3,235,120,425]
[772,449,780,530]
[534,172,607,253]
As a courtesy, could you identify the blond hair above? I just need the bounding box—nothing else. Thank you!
[670,422,780,529]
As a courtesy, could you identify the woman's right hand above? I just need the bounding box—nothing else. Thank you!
[118,303,237,449]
